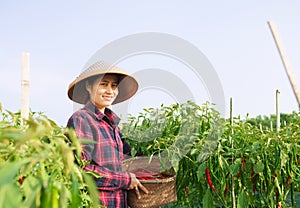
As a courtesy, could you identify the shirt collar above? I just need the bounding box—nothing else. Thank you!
[84,101,120,126]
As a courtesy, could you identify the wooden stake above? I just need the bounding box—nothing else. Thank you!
[270,121,273,132]
[268,21,300,109]
[21,52,30,121]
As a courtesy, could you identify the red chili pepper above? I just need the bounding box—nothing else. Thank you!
[241,157,246,170]
[205,168,217,191]
[234,171,242,177]
[252,185,256,192]
[19,176,24,185]
[235,158,246,177]
[224,183,229,197]
[272,171,277,182]
[286,177,291,188]
[185,187,189,196]
[225,183,229,191]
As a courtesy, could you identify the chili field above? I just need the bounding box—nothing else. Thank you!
[122,101,300,208]
[0,101,300,207]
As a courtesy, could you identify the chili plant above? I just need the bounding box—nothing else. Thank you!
[0,104,101,208]
[122,101,300,207]
[122,101,222,207]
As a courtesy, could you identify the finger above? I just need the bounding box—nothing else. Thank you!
[127,184,134,190]
[138,183,149,194]
[135,187,141,199]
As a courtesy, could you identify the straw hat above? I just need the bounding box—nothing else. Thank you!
[67,61,138,105]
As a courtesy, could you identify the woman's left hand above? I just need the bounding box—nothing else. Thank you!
[128,173,149,199]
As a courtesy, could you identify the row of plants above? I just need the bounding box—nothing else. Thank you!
[0,103,101,208]
[121,101,300,207]
[0,101,299,207]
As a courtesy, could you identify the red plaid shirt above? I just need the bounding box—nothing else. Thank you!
[67,101,131,208]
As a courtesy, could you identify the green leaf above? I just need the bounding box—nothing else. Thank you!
[254,161,264,173]
[59,184,69,208]
[70,174,81,208]
[86,171,103,179]
[218,155,228,170]
[229,163,240,176]
[22,176,43,207]
[197,163,206,182]
[130,146,137,157]
[0,183,22,207]
[237,190,248,208]
[190,148,198,156]
[0,129,23,141]
[202,189,214,208]
[82,172,99,208]
[0,161,23,187]
[78,138,97,144]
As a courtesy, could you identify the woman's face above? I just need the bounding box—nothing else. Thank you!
[86,74,119,112]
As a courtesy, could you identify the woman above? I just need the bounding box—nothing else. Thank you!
[67,61,148,207]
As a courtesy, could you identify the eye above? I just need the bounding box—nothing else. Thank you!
[100,82,108,86]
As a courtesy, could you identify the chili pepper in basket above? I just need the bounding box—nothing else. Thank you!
[130,168,158,180]
[205,168,217,191]
[130,168,172,180]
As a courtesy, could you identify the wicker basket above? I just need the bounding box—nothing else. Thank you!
[122,156,177,208]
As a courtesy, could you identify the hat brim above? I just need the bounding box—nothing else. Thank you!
[67,63,138,105]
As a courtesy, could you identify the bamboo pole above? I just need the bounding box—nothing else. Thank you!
[268,21,300,109]
[270,121,273,132]
[21,52,30,122]
[276,90,280,132]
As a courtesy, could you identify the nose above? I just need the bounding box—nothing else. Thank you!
[106,87,113,93]
[106,84,114,93]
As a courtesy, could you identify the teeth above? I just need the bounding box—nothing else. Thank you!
[104,96,113,100]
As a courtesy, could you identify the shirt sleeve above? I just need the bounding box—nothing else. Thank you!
[121,133,132,156]
[67,113,131,190]
[84,162,132,191]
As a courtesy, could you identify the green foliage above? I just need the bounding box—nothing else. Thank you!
[0,106,101,208]
[1,101,300,207]
[121,101,300,207]
[247,111,299,131]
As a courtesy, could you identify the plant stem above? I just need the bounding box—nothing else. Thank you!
[230,98,236,208]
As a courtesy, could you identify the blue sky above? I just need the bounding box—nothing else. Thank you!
[1,1,299,125]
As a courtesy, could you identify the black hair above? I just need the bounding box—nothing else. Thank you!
[86,73,122,86]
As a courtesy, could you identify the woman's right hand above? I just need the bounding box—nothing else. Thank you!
[128,173,149,199]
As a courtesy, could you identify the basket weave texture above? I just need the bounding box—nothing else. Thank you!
[122,156,177,208]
